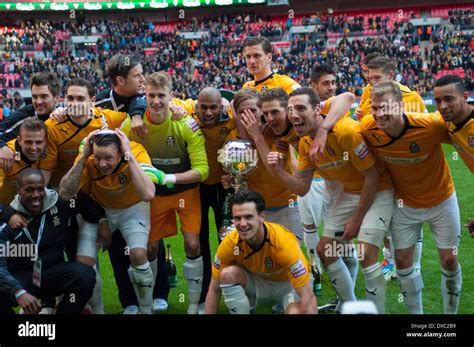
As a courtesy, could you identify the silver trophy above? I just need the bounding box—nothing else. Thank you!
[217,140,259,240]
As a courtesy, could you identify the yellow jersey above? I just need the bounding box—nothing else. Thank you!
[41,107,128,187]
[360,82,427,118]
[78,141,152,209]
[359,84,372,111]
[0,140,45,205]
[298,117,393,194]
[444,109,474,173]
[212,222,310,288]
[360,112,454,208]
[224,129,296,209]
[242,73,301,95]
[171,98,196,116]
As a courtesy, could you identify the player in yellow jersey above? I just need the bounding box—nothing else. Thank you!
[310,65,361,311]
[361,81,462,314]
[0,118,47,224]
[188,87,235,309]
[123,72,209,314]
[434,75,474,173]
[205,189,317,314]
[41,78,128,187]
[59,129,156,314]
[267,87,394,314]
[355,52,382,121]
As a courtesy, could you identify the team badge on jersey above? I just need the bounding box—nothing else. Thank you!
[166,135,175,146]
[409,142,420,153]
[355,142,369,160]
[261,85,268,91]
[468,135,474,148]
[264,256,274,269]
[326,146,337,156]
[118,173,128,184]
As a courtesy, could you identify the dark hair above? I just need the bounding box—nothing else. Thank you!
[310,64,335,83]
[18,168,44,185]
[30,72,60,97]
[230,189,266,214]
[289,87,321,108]
[107,54,141,86]
[367,56,396,73]
[362,52,383,65]
[243,36,272,55]
[66,78,96,97]
[92,132,121,152]
[258,88,288,109]
[434,75,466,93]
[20,117,47,135]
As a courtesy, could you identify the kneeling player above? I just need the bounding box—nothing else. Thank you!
[205,190,317,314]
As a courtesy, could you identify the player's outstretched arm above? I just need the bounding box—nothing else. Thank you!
[310,92,355,162]
[342,165,379,241]
[204,278,222,314]
[293,282,318,314]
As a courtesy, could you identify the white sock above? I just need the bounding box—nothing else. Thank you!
[413,233,423,272]
[128,261,154,314]
[441,264,462,314]
[362,262,386,314]
[304,227,321,269]
[397,266,424,314]
[149,257,158,285]
[88,265,104,314]
[342,245,359,288]
[220,284,250,314]
[325,257,356,304]
[183,256,203,314]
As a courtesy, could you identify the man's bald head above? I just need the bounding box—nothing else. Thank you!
[197,87,223,128]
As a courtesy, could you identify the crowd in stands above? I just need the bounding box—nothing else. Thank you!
[0,8,472,111]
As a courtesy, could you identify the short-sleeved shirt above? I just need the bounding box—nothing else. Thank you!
[78,141,152,209]
[0,140,44,205]
[298,117,393,194]
[42,107,127,186]
[212,222,310,289]
[242,73,301,95]
[444,109,474,173]
[360,112,454,208]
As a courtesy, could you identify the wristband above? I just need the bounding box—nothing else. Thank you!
[164,174,177,188]
[15,289,27,299]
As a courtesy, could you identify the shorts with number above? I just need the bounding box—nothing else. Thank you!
[148,187,201,244]
[297,178,330,227]
[244,269,300,311]
[390,192,460,250]
[265,205,303,242]
[77,201,150,257]
[323,189,394,247]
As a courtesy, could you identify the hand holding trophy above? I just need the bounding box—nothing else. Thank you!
[217,140,258,241]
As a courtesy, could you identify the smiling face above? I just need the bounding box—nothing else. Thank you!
[261,100,289,136]
[93,144,122,176]
[232,201,264,243]
[17,173,45,216]
[434,83,469,124]
[244,44,272,80]
[65,85,93,123]
[146,84,171,119]
[31,85,56,117]
[197,93,222,129]
[368,67,394,87]
[371,93,404,130]
[311,74,336,101]
[17,128,47,162]
[288,94,320,137]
